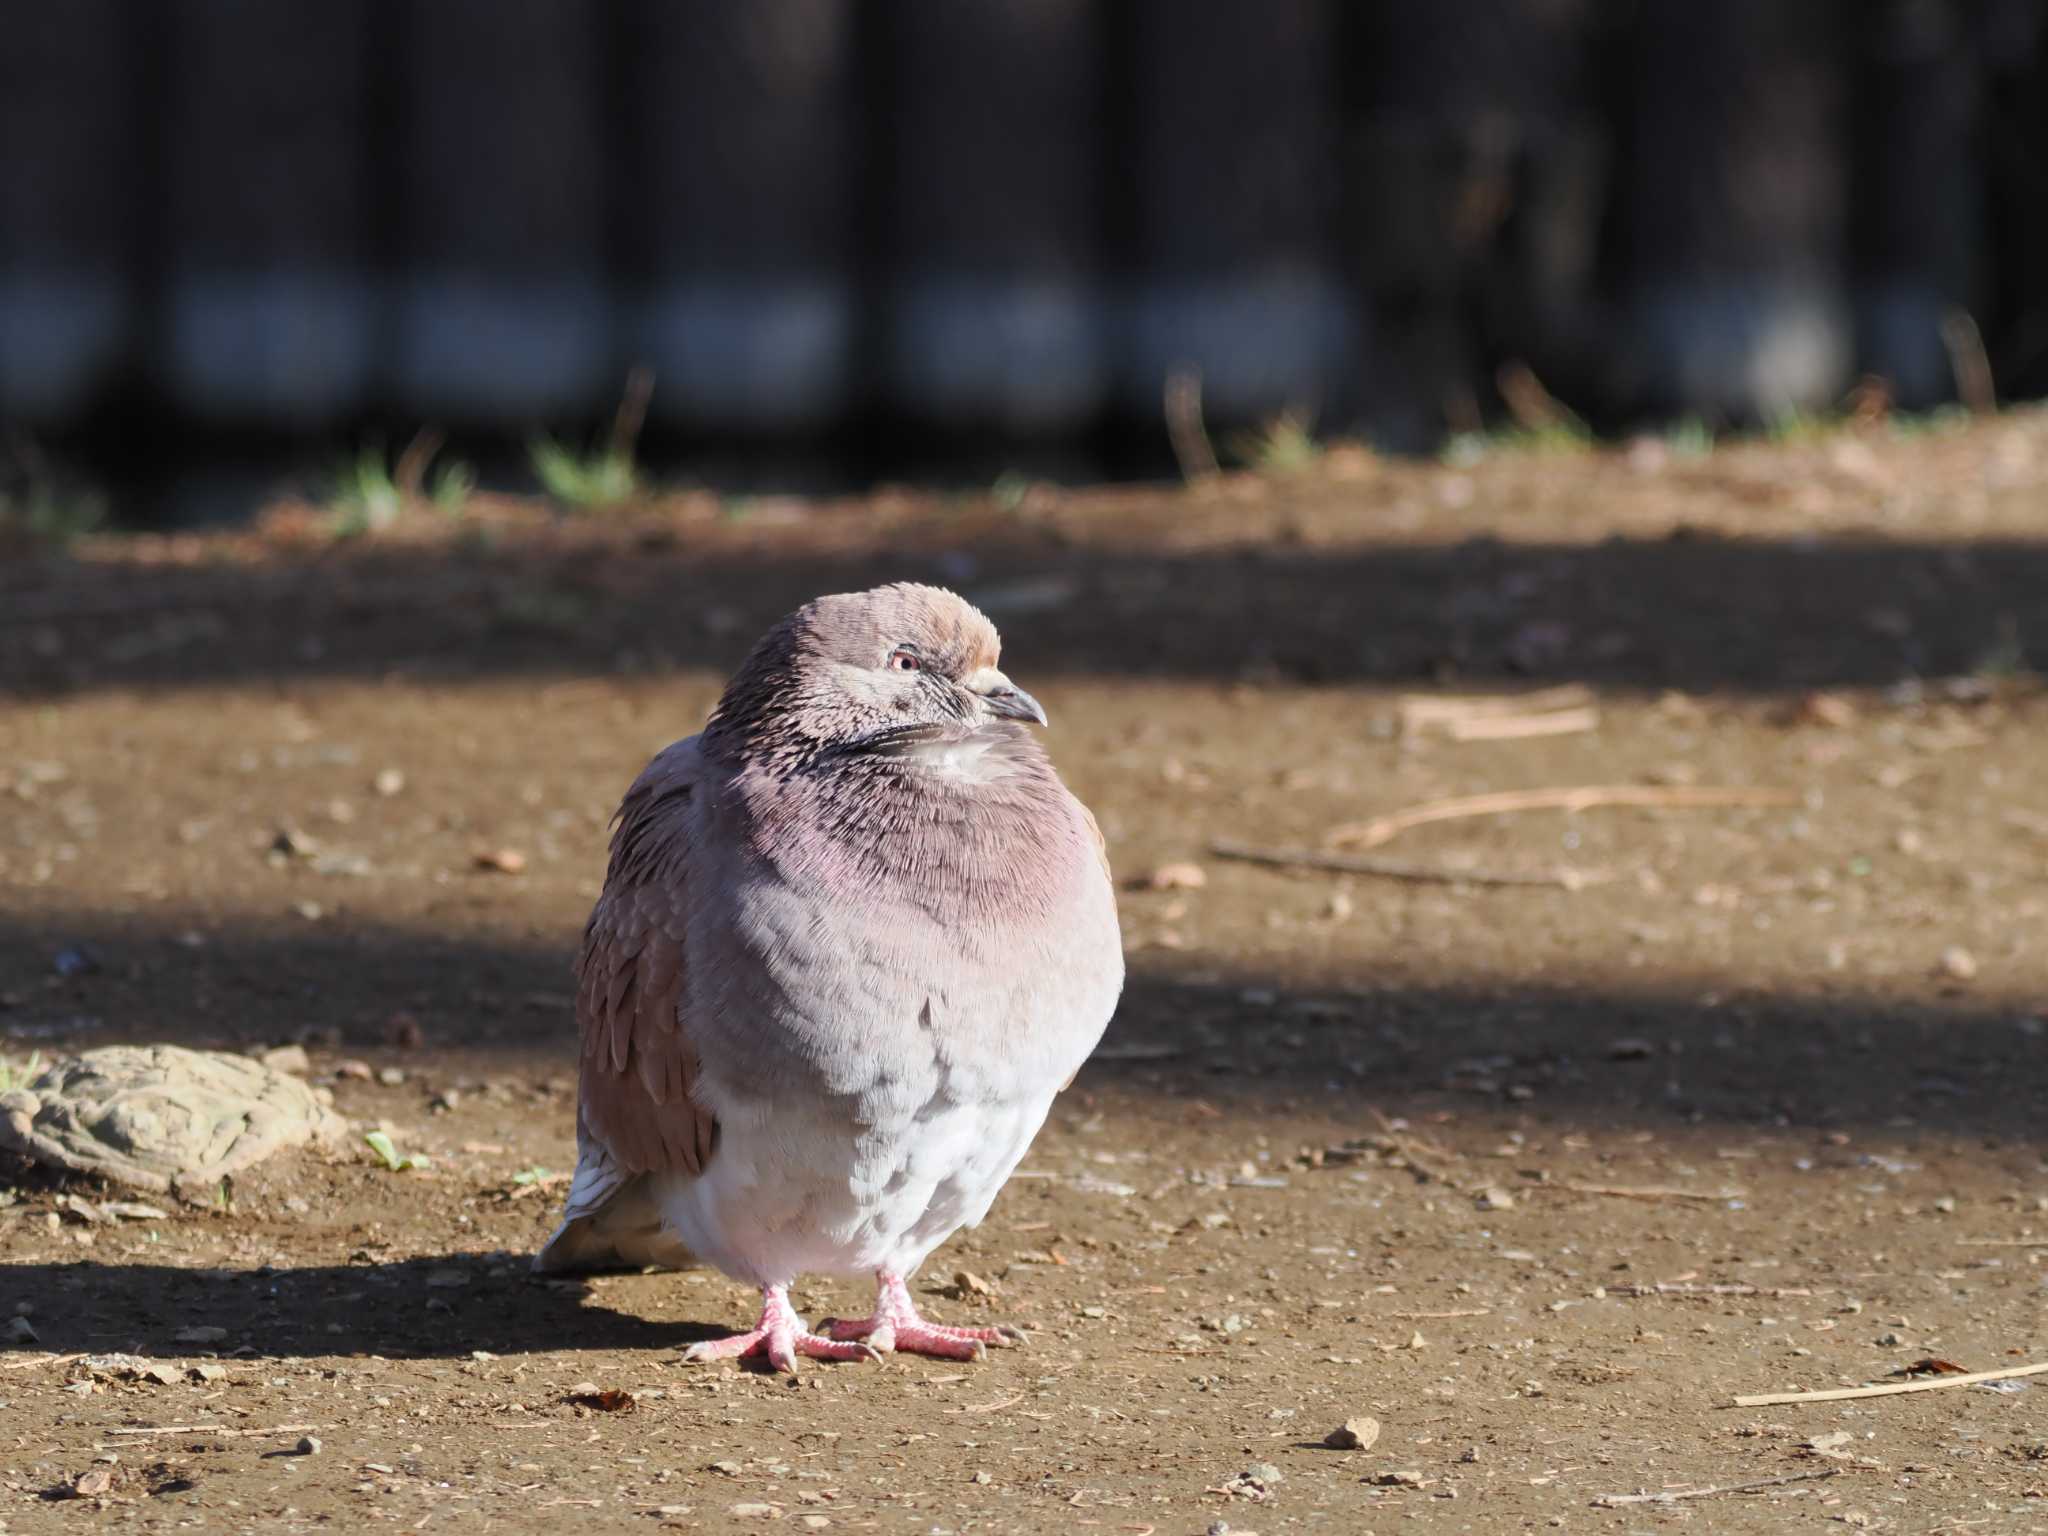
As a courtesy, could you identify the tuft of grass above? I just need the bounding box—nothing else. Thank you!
[1972,614,2030,682]
[1886,404,1973,441]
[1761,404,1832,445]
[528,434,641,510]
[990,471,1033,513]
[326,433,476,534]
[1663,416,1715,458]
[0,1050,44,1092]
[529,368,653,513]
[1440,419,1592,466]
[1229,409,1321,473]
[0,440,106,548]
[327,444,403,536]
[428,457,476,517]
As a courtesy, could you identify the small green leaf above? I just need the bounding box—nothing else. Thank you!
[364,1130,429,1172]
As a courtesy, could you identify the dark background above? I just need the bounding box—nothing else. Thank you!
[3,0,2045,512]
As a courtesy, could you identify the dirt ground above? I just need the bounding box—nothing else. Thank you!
[4,416,2048,1533]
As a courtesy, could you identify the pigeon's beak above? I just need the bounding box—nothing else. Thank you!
[967,667,1049,727]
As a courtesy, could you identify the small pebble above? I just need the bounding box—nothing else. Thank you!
[1141,861,1207,891]
[71,1465,115,1498]
[1325,1416,1380,1451]
[1939,945,1978,981]
[259,1044,312,1076]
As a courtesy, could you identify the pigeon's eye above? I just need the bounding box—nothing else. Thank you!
[888,648,922,673]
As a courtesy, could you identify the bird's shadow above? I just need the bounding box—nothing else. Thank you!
[0,1253,731,1361]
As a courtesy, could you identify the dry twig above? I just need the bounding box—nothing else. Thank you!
[1,1352,86,1372]
[103,1423,325,1438]
[1209,839,1605,890]
[1940,307,1996,414]
[1164,367,1220,484]
[1386,1309,1492,1320]
[1734,1359,2048,1408]
[1324,785,1795,851]
[1592,1469,1837,1507]
[1557,1182,1744,1205]
[1957,1238,2048,1248]
[1398,686,1598,743]
[1443,708,1601,742]
[1610,1284,1813,1300]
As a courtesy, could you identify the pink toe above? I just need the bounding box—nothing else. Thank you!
[683,1327,770,1363]
[792,1333,883,1364]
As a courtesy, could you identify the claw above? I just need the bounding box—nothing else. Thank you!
[683,1286,884,1373]
[824,1273,1024,1362]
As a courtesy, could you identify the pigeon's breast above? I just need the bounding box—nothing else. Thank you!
[664,769,1122,1282]
[687,771,1121,1118]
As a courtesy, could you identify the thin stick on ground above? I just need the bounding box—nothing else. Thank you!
[1,1352,85,1371]
[1610,1283,1814,1300]
[1398,685,1597,742]
[1443,707,1601,742]
[1324,785,1797,851]
[1386,1308,1492,1320]
[1733,1359,2048,1408]
[1209,839,1606,890]
[1940,307,1996,414]
[1957,1238,2048,1248]
[102,1423,326,1438]
[609,366,655,466]
[1164,367,1220,484]
[1592,1469,1837,1507]
[1556,1182,1745,1204]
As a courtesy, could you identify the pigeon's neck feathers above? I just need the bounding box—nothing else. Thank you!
[728,737,1084,928]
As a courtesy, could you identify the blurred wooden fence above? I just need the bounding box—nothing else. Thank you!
[2,0,2044,458]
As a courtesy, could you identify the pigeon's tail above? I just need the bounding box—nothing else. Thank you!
[533,1144,698,1274]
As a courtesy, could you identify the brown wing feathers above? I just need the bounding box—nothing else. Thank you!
[575,750,716,1177]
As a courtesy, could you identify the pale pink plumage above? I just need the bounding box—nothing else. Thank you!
[537,584,1123,1370]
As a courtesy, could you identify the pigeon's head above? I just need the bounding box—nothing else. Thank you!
[709,583,1048,760]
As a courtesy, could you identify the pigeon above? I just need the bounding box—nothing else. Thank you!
[536,582,1124,1370]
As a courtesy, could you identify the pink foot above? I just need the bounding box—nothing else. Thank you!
[682,1286,882,1373]
[821,1272,1026,1361]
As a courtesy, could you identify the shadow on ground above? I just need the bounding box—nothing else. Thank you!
[3,530,2044,698]
[3,913,2042,1145]
[0,1254,721,1361]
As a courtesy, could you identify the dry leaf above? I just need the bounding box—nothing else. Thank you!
[567,1388,637,1413]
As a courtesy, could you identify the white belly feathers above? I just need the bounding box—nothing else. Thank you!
[653,1091,1047,1284]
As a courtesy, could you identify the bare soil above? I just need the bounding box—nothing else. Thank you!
[4,418,2048,1533]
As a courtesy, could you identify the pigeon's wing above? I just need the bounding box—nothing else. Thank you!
[1080,800,1112,886]
[576,736,717,1175]
[1058,799,1116,1094]
[535,738,713,1273]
